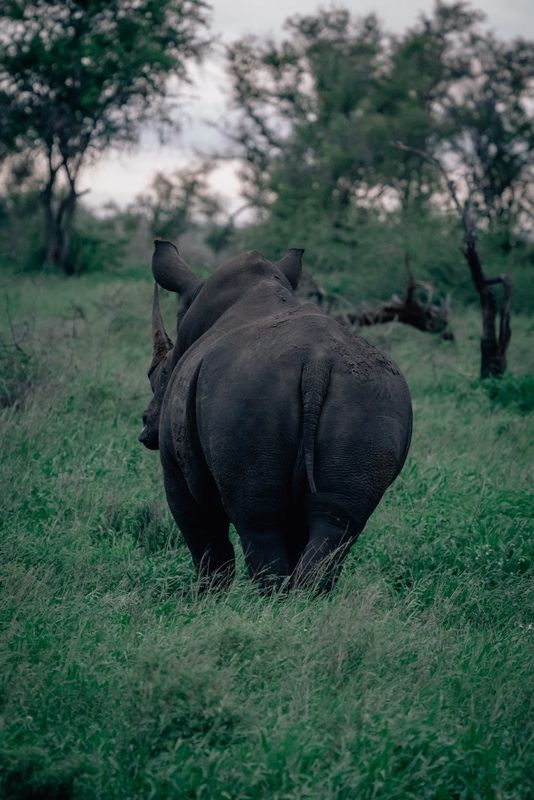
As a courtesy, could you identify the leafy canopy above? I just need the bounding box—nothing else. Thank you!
[0,0,211,163]
[224,2,534,234]
[0,0,211,271]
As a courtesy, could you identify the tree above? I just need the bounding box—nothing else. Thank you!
[222,3,534,243]
[436,28,534,234]
[132,160,222,242]
[223,11,388,219]
[394,15,534,377]
[0,0,210,273]
[222,5,484,222]
[220,2,534,375]
[397,142,512,377]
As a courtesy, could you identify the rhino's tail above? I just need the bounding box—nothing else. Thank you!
[301,356,333,495]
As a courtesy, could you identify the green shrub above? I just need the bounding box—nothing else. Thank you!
[0,189,138,275]
[483,373,534,414]
[241,208,534,313]
[0,189,47,273]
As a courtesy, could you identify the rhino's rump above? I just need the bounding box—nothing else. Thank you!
[164,308,411,528]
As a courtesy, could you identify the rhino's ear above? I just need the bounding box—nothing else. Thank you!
[152,239,202,296]
[276,248,304,290]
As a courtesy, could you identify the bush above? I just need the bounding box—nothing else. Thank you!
[483,373,534,414]
[68,207,129,274]
[0,189,140,276]
[241,207,534,313]
[0,189,47,273]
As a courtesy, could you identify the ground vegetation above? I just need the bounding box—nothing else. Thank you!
[0,269,533,797]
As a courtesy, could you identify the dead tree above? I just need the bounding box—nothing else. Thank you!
[297,270,452,337]
[335,278,451,336]
[396,142,512,378]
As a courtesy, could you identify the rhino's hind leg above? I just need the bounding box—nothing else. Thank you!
[162,466,235,591]
[236,524,292,594]
[292,520,358,592]
[293,494,367,592]
[285,514,309,574]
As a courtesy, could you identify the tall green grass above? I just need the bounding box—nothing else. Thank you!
[1,272,533,799]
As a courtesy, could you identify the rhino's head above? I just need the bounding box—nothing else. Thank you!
[150,240,304,356]
[140,240,304,449]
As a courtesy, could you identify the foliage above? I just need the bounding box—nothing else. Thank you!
[69,206,129,274]
[131,161,223,242]
[0,186,47,272]
[224,8,443,213]
[0,269,533,797]
[0,0,211,272]
[240,206,534,313]
[221,2,534,311]
[0,186,137,276]
[0,178,240,280]
[441,29,534,230]
[483,372,534,414]
[1,177,533,313]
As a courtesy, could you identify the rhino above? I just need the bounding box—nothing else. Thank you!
[140,240,412,592]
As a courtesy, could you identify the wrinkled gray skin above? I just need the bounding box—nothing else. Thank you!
[140,240,412,592]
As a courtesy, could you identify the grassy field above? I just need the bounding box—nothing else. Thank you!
[1,270,533,799]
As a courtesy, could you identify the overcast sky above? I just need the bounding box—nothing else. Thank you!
[212,0,533,41]
[81,0,534,211]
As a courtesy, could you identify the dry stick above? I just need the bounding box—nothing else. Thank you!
[334,286,450,335]
[394,141,512,377]
[297,272,450,335]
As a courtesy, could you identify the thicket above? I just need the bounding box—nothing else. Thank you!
[1,188,533,317]
[219,3,534,319]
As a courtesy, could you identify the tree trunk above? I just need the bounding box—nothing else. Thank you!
[40,145,81,274]
[42,176,58,268]
[393,142,513,380]
[296,271,452,337]
[56,188,78,275]
[335,278,451,335]
[41,183,78,274]
[463,235,512,378]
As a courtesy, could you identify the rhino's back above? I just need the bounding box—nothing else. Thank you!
[199,302,403,382]
[161,304,410,513]
[168,302,411,442]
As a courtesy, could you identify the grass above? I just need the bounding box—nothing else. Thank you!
[0,270,533,799]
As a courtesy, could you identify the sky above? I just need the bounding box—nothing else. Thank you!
[80,0,534,212]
